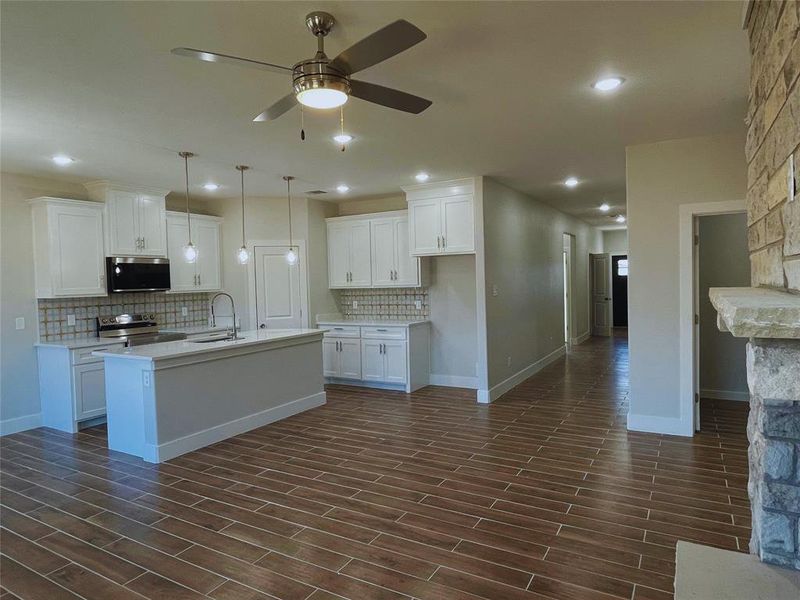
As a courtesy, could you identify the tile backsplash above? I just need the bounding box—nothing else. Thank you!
[37,292,210,341]
[336,288,429,320]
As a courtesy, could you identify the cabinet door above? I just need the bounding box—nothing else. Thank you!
[393,217,419,286]
[327,223,350,288]
[166,218,196,291]
[322,339,340,377]
[348,222,372,287]
[50,204,106,296]
[383,341,408,384]
[338,339,362,379]
[370,218,396,287]
[107,190,140,255]
[360,340,384,382]
[137,194,167,257]
[73,363,106,421]
[194,220,222,291]
[441,195,475,254]
[408,200,441,255]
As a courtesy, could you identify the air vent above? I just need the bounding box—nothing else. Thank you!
[306,190,328,195]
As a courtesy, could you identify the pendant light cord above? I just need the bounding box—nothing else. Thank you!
[286,176,293,249]
[182,152,193,243]
[238,166,247,245]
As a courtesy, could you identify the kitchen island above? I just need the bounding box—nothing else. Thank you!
[93,329,325,463]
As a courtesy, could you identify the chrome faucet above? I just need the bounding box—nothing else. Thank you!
[210,292,240,339]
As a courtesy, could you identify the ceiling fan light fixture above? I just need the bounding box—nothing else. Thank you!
[295,81,350,109]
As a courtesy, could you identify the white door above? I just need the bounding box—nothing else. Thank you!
[383,341,408,384]
[254,246,302,329]
[591,253,612,336]
[322,339,340,377]
[51,205,106,297]
[194,220,221,291]
[327,223,350,288]
[73,363,106,421]
[137,194,167,257]
[371,218,396,286]
[393,218,418,286]
[361,340,384,382]
[348,222,372,287]
[441,195,475,254]
[166,218,196,291]
[338,339,362,379]
[409,200,441,255]
[107,190,140,255]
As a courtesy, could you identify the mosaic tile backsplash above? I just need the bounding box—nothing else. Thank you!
[37,293,211,341]
[336,288,429,320]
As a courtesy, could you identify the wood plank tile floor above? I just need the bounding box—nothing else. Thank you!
[0,334,750,600]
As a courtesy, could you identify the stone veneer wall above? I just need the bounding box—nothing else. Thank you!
[744,0,800,570]
[37,292,210,342]
[335,288,430,320]
[745,0,800,290]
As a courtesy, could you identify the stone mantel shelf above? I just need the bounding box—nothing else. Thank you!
[709,287,800,339]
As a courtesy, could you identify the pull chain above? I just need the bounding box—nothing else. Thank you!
[339,106,346,152]
[300,105,305,141]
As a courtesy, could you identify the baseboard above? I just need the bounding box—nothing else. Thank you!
[0,413,42,436]
[700,388,750,402]
[428,374,479,389]
[325,378,408,392]
[478,345,566,404]
[627,412,693,437]
[143,391,326,463]
[570,331,591,346]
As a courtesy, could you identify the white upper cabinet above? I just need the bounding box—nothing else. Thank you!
[29,198,107,298]
[403,178,476,256]
[85,181,168,257]
[166,212,223,292]
[326,219,373,288]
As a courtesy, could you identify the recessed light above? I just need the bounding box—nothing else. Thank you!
[564,177,579,188]
[615,215,626,223]
[336,184,350,193]
[203,183,220,191]
[333,133,353,144]
[415,172,430,182]
[592,77,625,92]
[52,155,74,166]
[599,203,610,212]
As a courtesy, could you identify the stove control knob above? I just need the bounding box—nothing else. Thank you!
[101,318,108,324]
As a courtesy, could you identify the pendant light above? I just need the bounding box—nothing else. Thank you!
[235,165,250,265]
[283,175,298,266]
[178,151,198,263]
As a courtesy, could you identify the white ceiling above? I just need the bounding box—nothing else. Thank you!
[1,1,748,227]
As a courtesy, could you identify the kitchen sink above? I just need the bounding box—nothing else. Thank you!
[189,334,245,344]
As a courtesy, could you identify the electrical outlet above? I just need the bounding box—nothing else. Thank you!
[15,317,25,330]
[67,314,76,326]
[352,300,358,309]
[506,356,512,367]
[415,300,422,310]
[492,284,499,297]
[181,306,188,317]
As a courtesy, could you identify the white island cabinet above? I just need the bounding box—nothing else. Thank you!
[93,329,325,463]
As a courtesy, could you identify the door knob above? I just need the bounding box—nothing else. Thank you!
[259,324,266,329]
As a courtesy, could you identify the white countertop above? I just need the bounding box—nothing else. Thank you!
[92,329,323,362]
[35,337,125,350]
[317,318,430,327]
[160,324,230,335]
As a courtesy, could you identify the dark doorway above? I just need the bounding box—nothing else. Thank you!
[611,255,628,327]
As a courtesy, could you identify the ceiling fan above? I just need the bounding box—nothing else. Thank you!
[172,11,432,122]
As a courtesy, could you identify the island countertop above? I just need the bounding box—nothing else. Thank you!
[93,329,323,362]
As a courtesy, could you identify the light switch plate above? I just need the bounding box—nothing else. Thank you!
[492,284,499,297]
[352,300,358,309]
[15,317,25,330]
[415,300,422,310]
[181,306,188,316]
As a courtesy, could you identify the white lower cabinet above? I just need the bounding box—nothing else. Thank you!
[362,340,407,385]
[73,363,107,421]
[322,338,362,379]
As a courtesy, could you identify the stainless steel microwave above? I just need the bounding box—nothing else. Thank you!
[106,257,171,293]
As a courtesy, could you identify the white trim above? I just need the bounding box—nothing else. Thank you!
[478,345,566,404]
[324,378,407,392]
[627,412,689,437]
[678,200,746,437]
[428,374,479,389]
[700,388,750,402]
[570,331,591,346]
[142,391,325,463]
[246,239,310,330]
[0,413,42,436]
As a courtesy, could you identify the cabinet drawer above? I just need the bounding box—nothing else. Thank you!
[71,342,124,365]
[360,326,407,340]
[319,325,361,338]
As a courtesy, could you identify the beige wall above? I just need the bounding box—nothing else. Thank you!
[627,133,747,423]
[481,177,602,388]
[336,195,406,216]
[698,212,750,400]
[603,229,628,254]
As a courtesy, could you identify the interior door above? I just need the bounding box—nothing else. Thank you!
[360,340,384,382]
[383,341,408,384]
[166,218,195,291]
[254,246,302,329]
[137,194,167,256]
[322,339,339,377]
[327,223,350,287]
[348,222,372,287]
[108,190,140,255]
[441,195,475,253]
[194,220,221,291]
[338,339,362,379]
[393,217,418,286]
[409,200,441,255]
[591,253,612,337]
[370,218,396,287]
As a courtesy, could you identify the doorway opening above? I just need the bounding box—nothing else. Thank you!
[611,255,628,328]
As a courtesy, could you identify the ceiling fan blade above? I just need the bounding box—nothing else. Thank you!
[328,20,426,75]
[253,93,297,122]
[350,80,432,114]
[171,47,291,75]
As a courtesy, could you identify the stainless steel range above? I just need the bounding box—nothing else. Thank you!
[97,313,187,347]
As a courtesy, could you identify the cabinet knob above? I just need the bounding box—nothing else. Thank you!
[260,324,266,329]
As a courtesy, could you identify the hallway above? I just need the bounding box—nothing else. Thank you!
[1,335,750,600]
